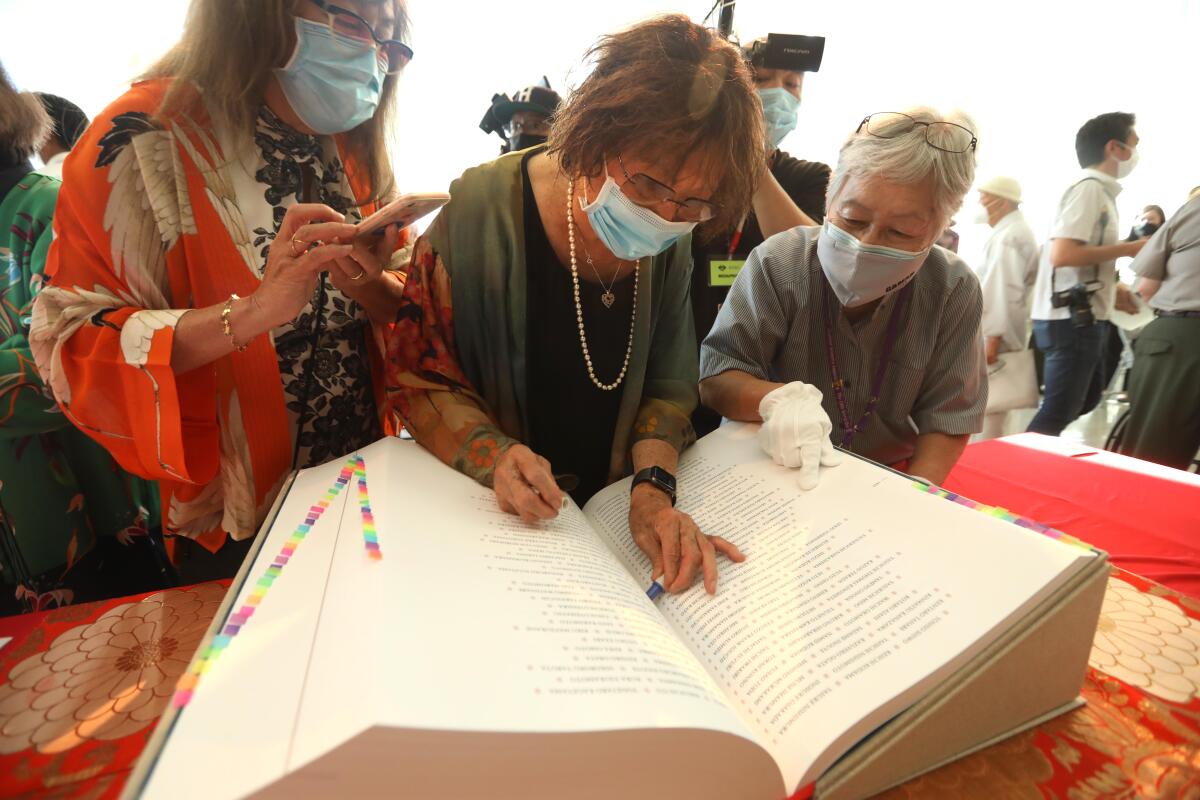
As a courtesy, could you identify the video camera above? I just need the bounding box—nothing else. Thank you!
[1051,282,1102,328]
[479,92,511,140]
[745,33,826,73]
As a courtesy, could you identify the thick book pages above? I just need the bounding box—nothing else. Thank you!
[128,426,1098,800]
[583,424,1098,791]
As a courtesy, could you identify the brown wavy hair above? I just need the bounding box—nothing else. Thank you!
[0,62,51,164]
[549,14,765,237]
[143,0,407,205]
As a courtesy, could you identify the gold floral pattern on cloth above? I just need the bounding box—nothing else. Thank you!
[875,728,1055,799]
[1038,670,1200,800]
[0,583,223,755]
[1090,577,1200,703]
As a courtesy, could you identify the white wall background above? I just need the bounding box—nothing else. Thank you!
[2,0,1197,265]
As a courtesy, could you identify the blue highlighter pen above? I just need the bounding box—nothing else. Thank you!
[646,574,667,601]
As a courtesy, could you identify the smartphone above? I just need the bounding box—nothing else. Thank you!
[356,192,451,238]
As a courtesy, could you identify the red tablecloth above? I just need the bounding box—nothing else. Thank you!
[0,583,228,798]
[945,434,1200,599]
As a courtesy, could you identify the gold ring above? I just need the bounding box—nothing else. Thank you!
[291,236,305,258]
[351,269,367,281]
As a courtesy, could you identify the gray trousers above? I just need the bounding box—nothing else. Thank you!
[1117,316,1200,471]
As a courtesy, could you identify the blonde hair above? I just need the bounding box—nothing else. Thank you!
[143,0,408,205]
[0,64,51,163]
[828,107,978,225]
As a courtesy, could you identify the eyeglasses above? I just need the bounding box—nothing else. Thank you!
[616,154,718,223]
[310,0,414,74]
[857,112,977,154]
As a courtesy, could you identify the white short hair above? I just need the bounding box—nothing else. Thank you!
[827,107,978,226]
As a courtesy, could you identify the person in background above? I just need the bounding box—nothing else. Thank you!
[700,108,986,488]
[1117,194,1200,470]
[31,0,414,583]
[1103,203,1169,391]
[976,176,1038,364]
[481,83,562,155]
[0,65,163,614]
[386,16,764,595]
[973,176,1038,438]
[1027,112,1148,437]
[33,93,88,179]
[690,36,830,436]
[1127,204,1165,242]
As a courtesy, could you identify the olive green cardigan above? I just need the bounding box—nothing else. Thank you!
[419,149,699,484]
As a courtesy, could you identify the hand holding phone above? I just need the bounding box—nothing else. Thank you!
[355,192,451,238]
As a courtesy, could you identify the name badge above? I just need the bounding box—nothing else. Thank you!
[708,258,746,288]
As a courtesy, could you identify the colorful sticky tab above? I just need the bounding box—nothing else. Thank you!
[911,481,1094,551]
[172,454,360,710]
[354,455,383,561]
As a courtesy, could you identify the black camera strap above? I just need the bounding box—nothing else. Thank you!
[291,163,329,471]
[1050,176,1114,295]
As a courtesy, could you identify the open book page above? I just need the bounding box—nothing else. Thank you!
[583,423,1095,791]
[142,439,767,800]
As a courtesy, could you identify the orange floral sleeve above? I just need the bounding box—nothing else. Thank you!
[30,96,221,490]
[384,236,519,487]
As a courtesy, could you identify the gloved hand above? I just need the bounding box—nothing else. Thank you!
[758,382,842,490]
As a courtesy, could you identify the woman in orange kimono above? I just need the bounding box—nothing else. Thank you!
[30,0,414,580]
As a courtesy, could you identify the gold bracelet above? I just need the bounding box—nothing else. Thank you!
[221,294,249,352]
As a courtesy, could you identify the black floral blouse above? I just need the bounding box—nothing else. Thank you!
[244,107,381,468]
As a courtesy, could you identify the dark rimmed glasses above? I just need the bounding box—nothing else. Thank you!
[616,154,718,223]
[857,112,977,154]
[310,0,414,74]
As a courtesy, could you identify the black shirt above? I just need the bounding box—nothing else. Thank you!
[0,159,34,203]
[522,150,634,505]
[690,150,831,436]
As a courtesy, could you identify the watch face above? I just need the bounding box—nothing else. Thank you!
[652,467,677,492]
[633,468,677,504]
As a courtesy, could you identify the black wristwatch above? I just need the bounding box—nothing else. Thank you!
[631,466,677,506]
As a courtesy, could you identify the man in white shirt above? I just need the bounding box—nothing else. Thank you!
[974,176,1038,438]
[1027,112,1147,436]
[33,93,88,180]
[976,176,1038,363]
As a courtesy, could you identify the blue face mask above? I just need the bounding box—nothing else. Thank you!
[580,168,697,260]
[275,18,386,135]
[758,88,800,150]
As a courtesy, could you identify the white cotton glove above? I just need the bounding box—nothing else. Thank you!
[758,382,843,491]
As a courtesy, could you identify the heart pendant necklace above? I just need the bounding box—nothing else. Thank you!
[572,207,624,309]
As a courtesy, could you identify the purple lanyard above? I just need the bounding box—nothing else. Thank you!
[822,281,914,449]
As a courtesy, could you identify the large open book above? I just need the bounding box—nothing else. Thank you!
[126,424,1108,800]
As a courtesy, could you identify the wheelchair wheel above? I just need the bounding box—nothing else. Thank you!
[1104,406,1132,452]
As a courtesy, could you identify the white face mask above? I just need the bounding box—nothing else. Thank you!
[973,205,991,225]
[816,220,930,307]
[1116,144,1140,179]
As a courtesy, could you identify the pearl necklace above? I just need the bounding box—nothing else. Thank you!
[566,178,638,392]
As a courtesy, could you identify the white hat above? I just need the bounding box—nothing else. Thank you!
[977,176,1022,204]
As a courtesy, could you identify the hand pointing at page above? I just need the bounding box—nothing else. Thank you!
[628,440,745,595]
